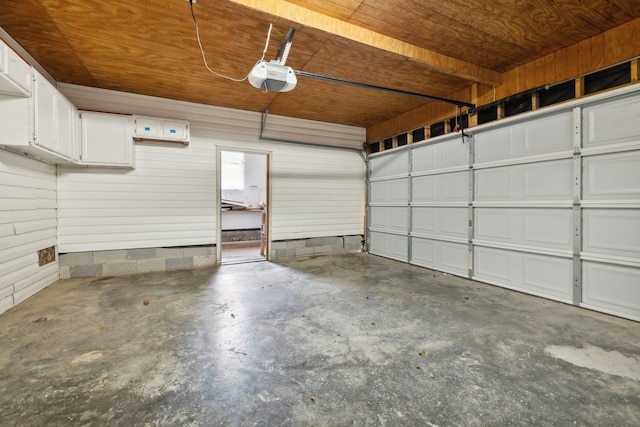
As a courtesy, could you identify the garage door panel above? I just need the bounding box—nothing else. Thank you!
[412,207,435,234]
[413,172,467,202]
[442,208,468,237]
[475,208,572,250]
[412,237,435,264]
[475,168,512,200]
[583,209,640,259]
[474,127,514,163]
[523,209,572,248]
[583,95,640,148]
[522,113,573,156]
[413,137,467,173]
[582,261,640,319]
[475,112,572,163]
[441,243,469,275]
[475,160,572,201]
[412,207,467,239]
[370,206,408,233]
[369,151,409,179]
[522,255,572,300]
[583,151,640,200]
[474,247,512,282]
[370,179,409,204]
[523,160,572,198]
[474,247,572,301]
[411,237,467,276]
[369,232,408,262]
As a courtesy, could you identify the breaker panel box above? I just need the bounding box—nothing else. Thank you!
[133,115,190,145]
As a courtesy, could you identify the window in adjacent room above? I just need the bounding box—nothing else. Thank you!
[221,151,245,190]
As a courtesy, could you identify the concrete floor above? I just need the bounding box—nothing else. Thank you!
[1,254,639,426]
[221,241,264,264]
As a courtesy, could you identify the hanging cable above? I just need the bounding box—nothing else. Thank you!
[453,105,461,133]
[452,105,472,143]
[189,0,273,82]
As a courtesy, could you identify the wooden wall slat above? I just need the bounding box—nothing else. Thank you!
[576,38,591,76]
[554,49,568,83]
[542,54,555,86]
[590,33,606,70]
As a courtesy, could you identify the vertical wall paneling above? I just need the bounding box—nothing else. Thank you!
[367,84,640,321]
[0,149,58,315]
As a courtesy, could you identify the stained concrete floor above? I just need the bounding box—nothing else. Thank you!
[1,254,639,426]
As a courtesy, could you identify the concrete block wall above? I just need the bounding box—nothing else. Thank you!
[59,245,216,279]
[270,235,363,259]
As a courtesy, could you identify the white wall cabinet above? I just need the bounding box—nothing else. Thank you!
[0,38,32,97]
[0,72,79,163]
[56,94,78,159]
[79,111,134,167]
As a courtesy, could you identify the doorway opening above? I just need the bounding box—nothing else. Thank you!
[218,149,269,264]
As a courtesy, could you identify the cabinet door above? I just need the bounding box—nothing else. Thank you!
[6,46,33,94]
[80,111,134,167]
[35,75,57,152]
[135,117,162,138]
[0,40,32,97]
[163,120,188,140]
[57,94,78,160]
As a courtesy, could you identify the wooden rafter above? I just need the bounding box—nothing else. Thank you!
[228,0,503,86]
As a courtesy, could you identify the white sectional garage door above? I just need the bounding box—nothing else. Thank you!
[369,150,409,262]
[579,93,640,320]
[367,85,640,321]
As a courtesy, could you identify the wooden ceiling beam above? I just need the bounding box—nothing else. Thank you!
[227,0,503,86]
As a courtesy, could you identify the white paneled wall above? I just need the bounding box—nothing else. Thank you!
[270,144,365,240]
[0,149,58,315]
[56,85,366,253]
[58,140,217,252]
[368,84,640,321]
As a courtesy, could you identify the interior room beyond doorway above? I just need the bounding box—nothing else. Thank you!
[220,150,268,264]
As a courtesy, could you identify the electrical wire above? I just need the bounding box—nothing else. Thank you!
[189,1,272,82]
[453,105,460,132]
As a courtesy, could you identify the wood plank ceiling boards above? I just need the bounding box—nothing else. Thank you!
[1,0,639,141]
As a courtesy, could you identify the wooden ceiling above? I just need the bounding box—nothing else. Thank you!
[1,0,639,130]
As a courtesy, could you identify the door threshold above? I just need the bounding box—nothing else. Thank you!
[220,257,267,266]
